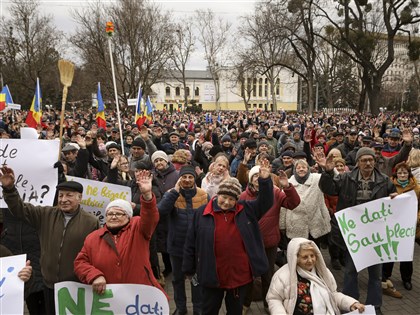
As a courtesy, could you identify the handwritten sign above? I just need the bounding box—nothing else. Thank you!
[67,176,131,225]
[54,282,169,315]
[335,190,417,271]
[0,254,26,315]
[0,139,59,207]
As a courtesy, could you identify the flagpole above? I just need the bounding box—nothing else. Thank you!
[106,22,125,155]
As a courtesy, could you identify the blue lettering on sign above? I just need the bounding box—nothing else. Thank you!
[126,294,163,315]
[0,266,15,298]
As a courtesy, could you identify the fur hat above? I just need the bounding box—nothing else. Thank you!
[172,150,189,164]
[248,165,260,182]
[151,150,169,163]
[217,178,242,200]
[105,199,133,218]
[355,147,376,162]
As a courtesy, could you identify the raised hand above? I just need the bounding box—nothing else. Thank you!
[402,129,413,144]
[75,135,86,149]
[243,148,252,164]
[0,166,15,189]
[259,159,271,179]
[315,152,334,171]
[137,170,153,200]
[278,170,289,188]
[110,155,121,169]
[140,126,150,141]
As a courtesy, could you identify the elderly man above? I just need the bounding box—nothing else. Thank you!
[61,136,89,178]
[0,166,99,315]
[317,147,396,315]
[158,165,209,315]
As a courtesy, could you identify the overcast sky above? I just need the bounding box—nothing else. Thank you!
[0,0,258,69]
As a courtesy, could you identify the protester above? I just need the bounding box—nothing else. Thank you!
[158,165,210,315]
[317,148,397,315]
[240,167,300,313]
[183,162,273,315]
[382,162,419,294]
[0,166,99,315]
[201,154,231,198]
[74,170,166,297]
[266,238,365,315]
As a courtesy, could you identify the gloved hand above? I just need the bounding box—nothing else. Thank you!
[54,161,64,174]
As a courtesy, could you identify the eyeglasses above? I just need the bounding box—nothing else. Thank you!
[359,158,375,164]
[106,212,126,218]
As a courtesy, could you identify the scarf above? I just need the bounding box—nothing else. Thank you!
[294,169,310,184]
[296,266,336,315]
[397,179,409,188]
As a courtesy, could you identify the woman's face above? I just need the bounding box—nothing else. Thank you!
[213,160,228,175]
[217,194,237,210]
[118,157,130,173]
[295,163,309,177]
[396,168,409,181]
[126,136,133,144]
[105,207,130,229]
[297,248,317,271]
[335,162,345,174]
[154,158,168,171]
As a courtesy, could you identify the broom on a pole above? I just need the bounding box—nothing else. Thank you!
[58,60,75,159]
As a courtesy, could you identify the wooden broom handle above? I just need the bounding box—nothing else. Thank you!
[58,86,68,160]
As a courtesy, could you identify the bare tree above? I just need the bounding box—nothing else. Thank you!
[0,0,63,107]
[71,0,174,106]
[229,59,258,112]
[316,0,420,114]
[168,22,196,108]
[195,9,231,111]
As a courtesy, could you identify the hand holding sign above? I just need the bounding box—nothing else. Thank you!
[92,276,106,295]
[17,260,32,282]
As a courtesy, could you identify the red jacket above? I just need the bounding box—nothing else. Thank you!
[74,195,167,297]
[239,184,300,248]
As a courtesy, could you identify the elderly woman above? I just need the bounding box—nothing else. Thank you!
[280,159,331,244]
[183,162,274,315]
[74,170,166,296]
[382,162,420,294]
[266,238,365,315]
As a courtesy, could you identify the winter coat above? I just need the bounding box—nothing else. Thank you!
[158,186,209,257]
[266,238,358,315]
[239,184,300,248]
[74,195,166,297]
[319,167,396,249]
[3,186,99,288]
[182,177,273,288]
[279,173,331,239]
[376,142,411,176]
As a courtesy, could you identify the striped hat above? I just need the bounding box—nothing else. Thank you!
[217,178,242,200]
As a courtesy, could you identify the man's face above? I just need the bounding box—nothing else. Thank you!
[374,148,382,159]
[222,140,231,148]
[240,138,247,146]
[361,141,371,148]
[132,127,139,135]
[180,174,195,189]
[336,135,344,143]
[348,134,357,143]
[293,133,300,141]
[58,190,82,213]
[258,144,268,152]
[246,147,257,158]
[108,148,120,159]
[131,146,144,158]
[170,135,179,144]
[357,155,375,174]
[63,150,77,163]
[282,156,293,167]
[388,137,399,148]
[267,130,273,138]
[187,135,195,142]
[111,131,119,140]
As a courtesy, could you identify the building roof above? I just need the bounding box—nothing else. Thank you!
[163,69,213,80]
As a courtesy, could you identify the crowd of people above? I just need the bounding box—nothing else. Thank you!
[1,107,420,315]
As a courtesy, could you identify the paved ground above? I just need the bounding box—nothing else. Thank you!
[163,244,420,314]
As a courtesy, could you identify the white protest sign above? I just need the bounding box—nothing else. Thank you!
[55,282,169,315]
[335,190,417,271]
[20,127,40,139]
[0,254,26,315]
[343,305,376,315]
[0,139,59,207]
[67,176,131,225]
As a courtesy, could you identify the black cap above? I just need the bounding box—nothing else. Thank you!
[169,131,180,137]
[131,138,146,149]
[107,143,121,151]
[56,181,83,194]
[293,151,307,159]
[179,165,196,179]
[349,129,358,135]
[133,161,151,170]
[282,151,293,158]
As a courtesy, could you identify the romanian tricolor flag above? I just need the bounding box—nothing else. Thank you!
[96,82,106,129]
[0,85,14,111]
[145,96,154,123]
[25,78,42,128]
[135,85,145,127]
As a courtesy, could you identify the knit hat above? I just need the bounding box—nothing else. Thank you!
[258,140,269,149]
[131,138,146,150]
[355,147,376,162]
[221,134,231,142]
[248,165,260,182]
[105,199,133,218]
[179,165,196,179]
[107,143,121,151]
[217,178,242,200]
[151,150,169,163]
